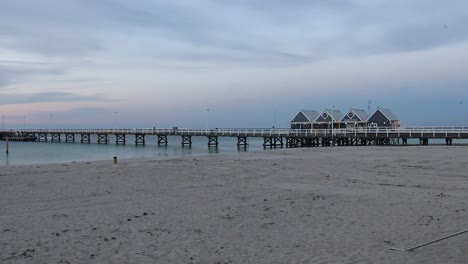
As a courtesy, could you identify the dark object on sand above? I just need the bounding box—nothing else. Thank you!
[390,228,468,252]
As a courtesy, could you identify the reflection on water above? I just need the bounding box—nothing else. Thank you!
[237,146,248,153]
[208,147,219,154]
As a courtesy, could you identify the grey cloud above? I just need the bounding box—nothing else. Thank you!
[206,0,468,58]
[0,60,49,65]
[45,107,112,119]
[1,0,468,68]
[0,66,21,87]
[0,64,66,89]
[0,91,108,105]
[380,19,468,53]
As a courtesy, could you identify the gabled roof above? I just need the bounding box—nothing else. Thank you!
[315,109,343,122]
[326,109,344,122]
[377,108,399,121]
[352,109,369,121]
[340,108,369,122]
[302,110,319,122]
[291,110,319,123]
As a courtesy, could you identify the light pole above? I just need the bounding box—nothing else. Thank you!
[331,106,335,146]
[23,115,26,128]
[205,109,210,130]
[2,116,5,130]
[273,109,277,128]
[49,114,54,128]
[114,111,118,130]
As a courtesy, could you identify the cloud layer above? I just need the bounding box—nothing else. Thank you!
[1,0,468,127]
[0,92,107,105]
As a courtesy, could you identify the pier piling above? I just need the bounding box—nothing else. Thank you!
[80,133,91,143]
[237,136,248,147]
[5,127,468,149]
[157,135,168,146]
[97,134,108,144]
[65,133,75,143]
[51,133,61,143]
[116,134,126,144]
[181,135,192,146]
[135,134,145,145]
[207,135,218,147]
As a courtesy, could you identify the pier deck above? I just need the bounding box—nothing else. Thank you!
[1,127,467,148]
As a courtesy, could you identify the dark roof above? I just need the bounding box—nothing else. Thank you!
[340,108,368,122]
[351,108,369,121]
[314,109,343,122]
[291,110,319,123]
[325,109,344,122]
[301,110,319,122]
[378,108,399,121]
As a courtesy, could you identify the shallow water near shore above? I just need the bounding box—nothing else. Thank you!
[1,136,466,166]
[0,136,268,166]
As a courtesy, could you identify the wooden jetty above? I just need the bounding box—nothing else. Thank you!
[0,127,467,148]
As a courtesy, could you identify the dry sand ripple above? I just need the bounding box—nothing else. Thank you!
[1,146,468,263]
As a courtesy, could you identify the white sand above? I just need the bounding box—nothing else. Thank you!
[1,146,468,263]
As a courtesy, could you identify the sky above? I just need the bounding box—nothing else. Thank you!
[1,0,468,128]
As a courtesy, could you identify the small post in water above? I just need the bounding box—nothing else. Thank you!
[113,156,117,164]
[5,137,9,155]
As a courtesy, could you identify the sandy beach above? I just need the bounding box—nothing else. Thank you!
[1,146,468,263]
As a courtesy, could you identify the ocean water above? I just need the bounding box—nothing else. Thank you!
[0,135,268,166]
[0,135,464,166]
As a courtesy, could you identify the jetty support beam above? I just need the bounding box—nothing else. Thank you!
[359,137,367,145]
[116,134,126,144]
[207,135,218,147]
[420,138,429,145]
[65,133,75,143]
[263,137,273,148]
[158,135,168,145]
[51,133,61,143]
[273,137,284,148]
[263,137,283,148]
[181,135,192,146]
[401,138,408,145]
[296,138,304,148]
[135,134,145,145]
[237,136,248,148]
[38,133,48,142]
[80,133,91,143]
[286,137,296,148]
[98,134,108,144]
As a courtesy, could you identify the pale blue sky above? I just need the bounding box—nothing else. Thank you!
[1,0,468,128]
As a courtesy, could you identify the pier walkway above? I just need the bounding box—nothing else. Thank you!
[1,127,467,148]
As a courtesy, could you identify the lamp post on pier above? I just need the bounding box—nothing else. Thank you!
[114,111,118,130]
[49,114,54,128]
[2,116,5,130]
[273,109,277,128]
[205,109,210,131]
[331,105,335,146]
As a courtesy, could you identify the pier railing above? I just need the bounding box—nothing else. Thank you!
[2,127,468,137]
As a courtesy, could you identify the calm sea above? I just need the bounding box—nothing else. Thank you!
[0,135,268,166]
[0,135,463,166]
